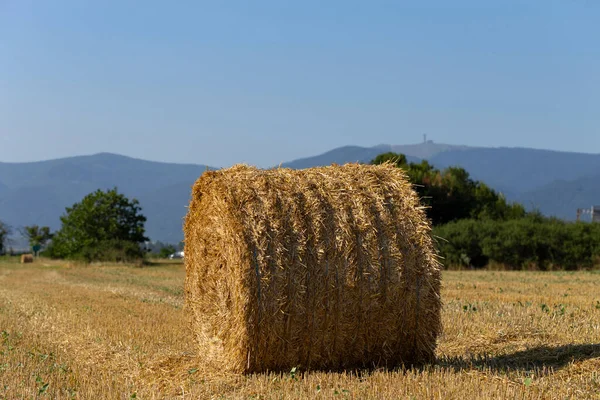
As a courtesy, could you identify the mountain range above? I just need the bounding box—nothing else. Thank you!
[1,143,598,245]
[0,153,210,245]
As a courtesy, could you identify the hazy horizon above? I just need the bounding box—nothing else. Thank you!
[2,1,599,167]
[3,139,600,169]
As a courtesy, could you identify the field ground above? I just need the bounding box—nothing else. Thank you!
[0,258,599,399]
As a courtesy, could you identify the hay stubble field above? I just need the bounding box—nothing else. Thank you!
[0,258,599,399]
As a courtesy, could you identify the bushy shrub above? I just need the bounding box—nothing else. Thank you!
[46,239,144,263]
[47,188,148,262]
[433,217,600,270]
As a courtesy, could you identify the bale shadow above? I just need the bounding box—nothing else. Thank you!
[439,343,600,373]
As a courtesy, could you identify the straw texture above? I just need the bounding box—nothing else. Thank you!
[20,254,34,264]
[184,163,442,374]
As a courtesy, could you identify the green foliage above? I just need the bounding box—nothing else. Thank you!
[432,219,490,267]
[0,221,10,255]
[371,152,525,225]
[20,225,53,250]
[74,239,147,263]
[158,245,177,258]
[434,217,600,270]
[143,241,178,258]
[370,152,408,167]
[47,188,148,262]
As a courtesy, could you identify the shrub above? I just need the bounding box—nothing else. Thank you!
[434,217,600,270]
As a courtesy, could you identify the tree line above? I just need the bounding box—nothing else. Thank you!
[433,216,600,270]
[0,188,173,262]
[371,152,600,270]
[0,223,53,256]
[1,152,598,269]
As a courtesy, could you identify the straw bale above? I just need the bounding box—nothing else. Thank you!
[21,254,34,264]
[184,163,442,373]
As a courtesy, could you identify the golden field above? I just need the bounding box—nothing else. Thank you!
[0,258,599,399]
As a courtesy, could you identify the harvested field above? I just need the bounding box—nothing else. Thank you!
[0,258,599,399]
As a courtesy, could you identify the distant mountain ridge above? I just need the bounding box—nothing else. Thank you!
[280,142,600,220]
[0,153,211,245]
[280,142,469,169]
[516,173,600,221]
[280,145,398,169]
[430,147,600,194]
[390,141,472,159]
[1,143,599,244]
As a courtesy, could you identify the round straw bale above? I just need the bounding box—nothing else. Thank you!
[20,254,34,264]
[184,163,441,373]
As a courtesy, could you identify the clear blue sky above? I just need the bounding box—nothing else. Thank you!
[1,1,598,167]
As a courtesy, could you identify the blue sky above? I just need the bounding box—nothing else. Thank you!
[1,1,598,167]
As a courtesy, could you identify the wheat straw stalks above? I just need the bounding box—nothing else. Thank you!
[184,163,442,373]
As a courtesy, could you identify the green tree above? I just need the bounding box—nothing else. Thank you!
[371,152,526,225]
[0,221,11,255]
[370,152,408,168]
[21,225,53,250]
[47,188,148,262]
[158,244,176,258]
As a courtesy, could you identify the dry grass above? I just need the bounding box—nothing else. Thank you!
[185,164,441,373]
[0,257,599,399]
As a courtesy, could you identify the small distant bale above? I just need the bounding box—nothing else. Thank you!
[184,163,442,374]
[20,254,34,264]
